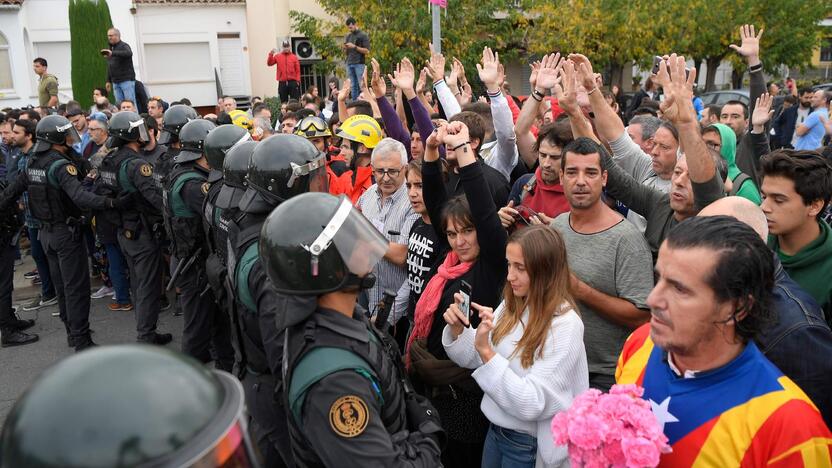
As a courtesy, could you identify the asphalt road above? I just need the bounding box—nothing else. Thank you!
[0,255,184,426]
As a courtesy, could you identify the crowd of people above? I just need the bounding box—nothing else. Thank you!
[1,18,832,468]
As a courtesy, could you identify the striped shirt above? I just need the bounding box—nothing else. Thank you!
[358,182,418,323]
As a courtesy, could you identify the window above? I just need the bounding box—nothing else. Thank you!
[0,33,11,90]
[144,42,212,83]
[300,64,326,96]
[821,37,832,62]
[33,42,71,89]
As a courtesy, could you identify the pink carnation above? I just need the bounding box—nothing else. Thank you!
[551,384,671,467]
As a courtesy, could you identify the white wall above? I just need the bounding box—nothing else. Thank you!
[135,4,249,106]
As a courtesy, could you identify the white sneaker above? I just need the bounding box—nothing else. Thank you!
[91,285,114,299]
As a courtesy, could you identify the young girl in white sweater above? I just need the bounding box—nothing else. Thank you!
[442,225,588,468]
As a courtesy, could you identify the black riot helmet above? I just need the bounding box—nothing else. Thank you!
[32,114,81,153]
[174,119,217,164]
[106,111,150,148]
[238,134,327,213]
[204,124,251,171]
[0,345,260,468]
[216,140,257,210]
[158,104,199,145]
[259,192,387,299]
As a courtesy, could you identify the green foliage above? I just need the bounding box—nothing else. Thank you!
[263,95,282,119]
[68,0,112,109]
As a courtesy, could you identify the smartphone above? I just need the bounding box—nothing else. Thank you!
[651,56,662,75]
[100,49,109,56]
[459,280,472,327]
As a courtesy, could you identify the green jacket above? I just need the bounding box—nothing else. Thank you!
[710,123,761,205]
[770,220,832,318]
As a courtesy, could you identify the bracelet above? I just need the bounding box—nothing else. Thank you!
[451,141,470,151]
[588,87,600,95]
[532,89,545,102]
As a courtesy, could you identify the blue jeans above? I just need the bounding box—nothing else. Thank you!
[482,424,537,468]
[104,242,131,304]
[113,80,136,105]
[28,227,55,299]
[347,64,366,101]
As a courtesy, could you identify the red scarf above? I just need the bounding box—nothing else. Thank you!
[405,251,473,368]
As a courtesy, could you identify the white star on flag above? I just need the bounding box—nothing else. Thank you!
[650,397,679,432]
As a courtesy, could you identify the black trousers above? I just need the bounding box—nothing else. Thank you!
[278,80,301,103]
[41,224,92,347]
[0,242,16,330]
[118,229,163,341]
[242,372,294,468]
[175,255,234,368]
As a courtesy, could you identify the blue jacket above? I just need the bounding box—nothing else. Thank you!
[755,255,832,427]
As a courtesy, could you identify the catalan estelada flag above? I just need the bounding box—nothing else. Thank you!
[616,324,832,467]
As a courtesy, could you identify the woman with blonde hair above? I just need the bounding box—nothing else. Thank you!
[443,224,588,468]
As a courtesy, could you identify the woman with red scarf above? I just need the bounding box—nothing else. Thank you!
[405,120,507,468]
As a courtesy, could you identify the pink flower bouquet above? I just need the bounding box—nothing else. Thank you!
[551,384,671,467]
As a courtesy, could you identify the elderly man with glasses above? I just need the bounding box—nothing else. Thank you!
[357,137,419,323]
[84,114,110,159]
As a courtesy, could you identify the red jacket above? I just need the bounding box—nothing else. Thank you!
[267,50,300,82]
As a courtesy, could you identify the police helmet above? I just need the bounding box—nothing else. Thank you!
[32,115,81,153]
[0,345,259,468]
[238,134,327,213]
[204,124,251,171]
[106,111,150,149]
[216,140,257,210]
[174,119,217,164]
[158,104,199,145]
[259,192,388,298]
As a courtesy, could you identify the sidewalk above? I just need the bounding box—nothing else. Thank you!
[12,254,41,306]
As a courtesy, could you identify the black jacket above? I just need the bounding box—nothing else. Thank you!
[773,105,798,149]
[106,41,136,84]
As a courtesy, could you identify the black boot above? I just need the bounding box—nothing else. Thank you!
[74,334,97,352]
[7,312,35,331]
[139,332,173,346]
[1,329,39,347]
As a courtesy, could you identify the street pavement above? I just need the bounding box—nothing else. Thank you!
[0,255,184,426]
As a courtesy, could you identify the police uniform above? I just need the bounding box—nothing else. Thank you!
[0,180,35,347]
[96,144,168,343]
[260,192,445,468]
[0,145,119,350]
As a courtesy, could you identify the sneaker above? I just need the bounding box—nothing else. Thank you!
[109,302,134,311]
[23,269,39,279]
[21,294,43,311]
[91,285,114,299]
[8,313,35,331]
[40,295,58,307]
[31,276,41,285]
[1,329,39,347]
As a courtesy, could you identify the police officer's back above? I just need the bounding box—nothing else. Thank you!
[260,192,444,467]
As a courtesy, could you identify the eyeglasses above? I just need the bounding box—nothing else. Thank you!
[373,168,403,179]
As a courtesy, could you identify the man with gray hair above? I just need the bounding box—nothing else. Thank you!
[357,137,418,322]
[102,28,136,105]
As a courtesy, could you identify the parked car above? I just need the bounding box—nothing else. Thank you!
[699,89,750,106]
[812,83,832,92]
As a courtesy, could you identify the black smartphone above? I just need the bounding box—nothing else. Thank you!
[459,280,472,327]
[651,56,662,75]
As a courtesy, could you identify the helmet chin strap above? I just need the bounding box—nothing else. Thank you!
[341,273,376,291]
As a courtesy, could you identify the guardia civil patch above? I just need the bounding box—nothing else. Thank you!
[140,164,152,177]
[329,395,369,438]
[66,165,77,176]
[201,182,210,194]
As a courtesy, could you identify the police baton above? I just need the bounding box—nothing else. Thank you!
[165,247,202,291]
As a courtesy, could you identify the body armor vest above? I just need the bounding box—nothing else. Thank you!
[25,150,81,225]
[163,162,206,259]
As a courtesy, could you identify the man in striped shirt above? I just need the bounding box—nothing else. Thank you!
[358,138,418,323]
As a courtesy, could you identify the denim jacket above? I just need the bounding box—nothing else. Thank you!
[755,255,832,427]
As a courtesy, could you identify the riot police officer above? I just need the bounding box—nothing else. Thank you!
[226,134,327,467]
[0,115,125,351]
[155,104,198,190]
[97,111,171,345]
[0,178,36,347]
[259,192,444,467]
[164,118,234,370]
[0,345,262,468]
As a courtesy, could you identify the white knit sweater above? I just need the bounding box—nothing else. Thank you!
[442,302,588,468]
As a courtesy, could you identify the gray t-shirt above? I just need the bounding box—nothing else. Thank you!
[551,214,653,378]
[345,30,370,64]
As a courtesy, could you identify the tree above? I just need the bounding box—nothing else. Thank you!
[290,0,528,83]
[68,0,112,109]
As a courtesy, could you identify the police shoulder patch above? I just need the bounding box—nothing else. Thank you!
[329,395,369,438]
[66,165,78,176]
[139,164,152,177]
[201,182,210,194]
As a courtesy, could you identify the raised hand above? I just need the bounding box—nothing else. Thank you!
[370,58,387,98]
[554,60,580,115]
[472,303,495,359]
[388,57,416,92]
[658,54,698,125]
[338,78,352,102]
[416,68,428,95]
[448,58,460,87]
[454,58,469,86]
[528,61,541,90]
[536,53,563,91]
[751,93,775,128]
[476,46,501,92]
[729,24,763,65]
[425,42,446,82]
[442,120,470,149]
[569,53,598,91]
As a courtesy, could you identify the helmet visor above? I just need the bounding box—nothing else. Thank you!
[57,121,82,146]
[309,197,388,278]
[157,129,173,145]
[288,152,328,194]
[129,117,150,143]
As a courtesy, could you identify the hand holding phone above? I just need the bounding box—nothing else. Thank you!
[459,280,472,327]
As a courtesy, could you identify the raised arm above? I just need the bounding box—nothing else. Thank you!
[392,58,446,159]
[337,78,351,123]
[477,47,518,180]
[426,45,461,118]
[371,58,411,159]
[556,60,598,144]
[421,126,450,245]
